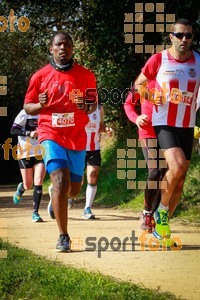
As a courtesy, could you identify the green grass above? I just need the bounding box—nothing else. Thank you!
[0,240,177,300]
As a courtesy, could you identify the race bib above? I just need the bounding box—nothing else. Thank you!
[180,91,193,106]
[85,121,97,133]
[52,113,75,127]
[170,89,193,106]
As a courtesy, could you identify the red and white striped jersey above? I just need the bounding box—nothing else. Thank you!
[85,107,101,151]
[142,50,200,127]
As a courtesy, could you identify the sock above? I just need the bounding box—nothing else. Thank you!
[158,203,169,211]
[19,182,25,195]
[33,185,42,212]
[143,209,152,215]
[85,184,97,209]
[68,198,73,205]
[144,205,152,212]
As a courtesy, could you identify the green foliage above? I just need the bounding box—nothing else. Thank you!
[0,240,176,300]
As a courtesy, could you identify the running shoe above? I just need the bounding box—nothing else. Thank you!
[13,182,24,204]
[56,234,71,252]
[140,211,155,233]
[47,184,55,219]
[153,209,170,239]
[32,211,43,223]
[83,207,95,219]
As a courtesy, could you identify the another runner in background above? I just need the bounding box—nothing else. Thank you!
[10,109,46,222]
[124,80,166,232]
[81,104,113,219]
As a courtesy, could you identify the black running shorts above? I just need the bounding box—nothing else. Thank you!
[153,125,194,160]
[85,150,101,167]
[18,156,44,169]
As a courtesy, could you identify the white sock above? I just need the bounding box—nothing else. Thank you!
[85,184,97,209]
[158,203,169,211]
[143,209,152,214]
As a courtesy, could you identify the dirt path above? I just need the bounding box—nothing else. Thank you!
[1,185,200,300]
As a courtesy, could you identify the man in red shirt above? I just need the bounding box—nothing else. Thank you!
[24,31,97,252]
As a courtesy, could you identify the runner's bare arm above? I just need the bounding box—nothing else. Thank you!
[24,102,44,115]
[24,89,48,115]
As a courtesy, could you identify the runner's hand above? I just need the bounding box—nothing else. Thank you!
[105,127,113,137]
[39,89,48,108]
[30,130,38,139]
[136,114,149,130]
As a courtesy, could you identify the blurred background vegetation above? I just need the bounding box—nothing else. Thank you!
[0,0,200,221]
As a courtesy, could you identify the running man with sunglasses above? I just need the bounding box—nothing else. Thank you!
[130,19,200,244]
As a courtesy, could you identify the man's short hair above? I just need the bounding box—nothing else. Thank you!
[50,31,73,45]
[174,18,192,27]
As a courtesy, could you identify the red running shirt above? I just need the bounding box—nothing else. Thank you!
[24,63,97,150]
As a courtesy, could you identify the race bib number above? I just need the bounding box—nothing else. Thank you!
[180,91,193,106]
[52,113,75,127]
[85,121,97,133]
[170,89,193,106]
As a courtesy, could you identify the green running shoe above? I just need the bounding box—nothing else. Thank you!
[153,209,170,239]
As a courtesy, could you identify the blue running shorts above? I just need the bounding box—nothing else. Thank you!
[41,140,86,182]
